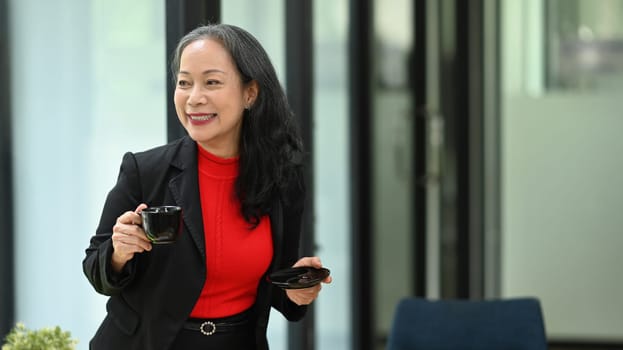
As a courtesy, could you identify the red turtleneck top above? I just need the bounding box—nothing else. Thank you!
[190,144,273,318]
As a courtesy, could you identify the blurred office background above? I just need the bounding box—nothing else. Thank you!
[0,0,621,349]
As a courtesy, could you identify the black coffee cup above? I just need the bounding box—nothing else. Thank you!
[141,206,182,244]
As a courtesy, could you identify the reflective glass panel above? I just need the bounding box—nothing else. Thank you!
[372,0,415,348]
[10,0,166,346]
[501,0,623,342]
[546,0,623,92]
[313,1,352,349]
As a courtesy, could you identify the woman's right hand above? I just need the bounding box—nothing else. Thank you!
[110,203,152,273]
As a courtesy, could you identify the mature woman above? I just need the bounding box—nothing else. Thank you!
[83,24,331,350]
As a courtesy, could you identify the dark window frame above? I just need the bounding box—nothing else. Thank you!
[0,0,15,338]
[413,0,429,298]
[348,0,374,349]
[285,1,315,348]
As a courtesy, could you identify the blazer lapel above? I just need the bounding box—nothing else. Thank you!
[168,137,206,259]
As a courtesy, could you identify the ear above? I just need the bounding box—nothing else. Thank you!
[244,80,259,108]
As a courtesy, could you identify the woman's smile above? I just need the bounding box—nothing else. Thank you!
[187,113,218,125]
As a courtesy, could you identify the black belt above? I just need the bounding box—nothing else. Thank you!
[183,312,250,336]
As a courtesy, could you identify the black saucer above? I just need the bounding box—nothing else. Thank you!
[268,266,330,289]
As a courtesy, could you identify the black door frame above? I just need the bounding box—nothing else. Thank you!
[448,0,486,299]
[0,0,15,339]
[412,0,429,299]
[285,1,315,349]
[348,0,374,349]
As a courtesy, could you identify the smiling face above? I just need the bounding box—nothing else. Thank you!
[174,38,257,158]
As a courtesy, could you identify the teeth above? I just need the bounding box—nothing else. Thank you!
[189,114,215,121]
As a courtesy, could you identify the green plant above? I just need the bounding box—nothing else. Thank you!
[2,323,77,350]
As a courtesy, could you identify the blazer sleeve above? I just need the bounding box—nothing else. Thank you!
[270,176,308,321]
[271,285,308,322]
[82,152,143,296]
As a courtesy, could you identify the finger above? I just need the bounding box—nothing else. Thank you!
[123,232,152,251]
[323,276,333,284]
[127,211,144,226]
[113,222,139,237]
[286,285,321,305]
[116,212,130,224]
[116,204,148,226]
[116,210,140,225]
[112,225,153,248]
[113,239,145,254]
[125,223,152,243]
[286,289,312,305]
[293,256,323,268]
[133,238,152,251]
[113,231,152,251]
[135,203,148,213]
[112,234,140,257]
[310,257,323,268]
[126,203,149,226]
[298,284,321,295]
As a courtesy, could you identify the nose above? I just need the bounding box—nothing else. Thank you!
[187,85,207,106]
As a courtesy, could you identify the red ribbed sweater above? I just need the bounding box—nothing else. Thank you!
[190,144,273,318]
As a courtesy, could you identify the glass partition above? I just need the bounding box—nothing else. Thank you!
[221,2,288,348]
[10,0,166,346]
[313,1,352,349]
[222,1,285,83]
[371,0,415,348]
[501,0,623,343]
[546,0,623,92]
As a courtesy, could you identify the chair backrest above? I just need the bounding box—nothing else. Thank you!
[386,297,547,350]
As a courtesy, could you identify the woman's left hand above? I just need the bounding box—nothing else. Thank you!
[285,256,333,306]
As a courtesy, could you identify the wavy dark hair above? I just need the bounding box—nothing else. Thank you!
[171,24,305,227]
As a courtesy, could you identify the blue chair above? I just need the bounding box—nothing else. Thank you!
[386,297,547,350]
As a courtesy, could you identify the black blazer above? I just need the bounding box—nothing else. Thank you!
[83,136,307,350]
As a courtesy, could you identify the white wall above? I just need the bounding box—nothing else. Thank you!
[501,0,623,341]
[502,95,623,341]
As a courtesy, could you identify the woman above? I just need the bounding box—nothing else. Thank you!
[83,23,331,350]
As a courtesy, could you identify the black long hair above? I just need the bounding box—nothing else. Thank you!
[171,24,305,227]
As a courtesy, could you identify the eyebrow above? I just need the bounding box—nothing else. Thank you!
[178,69,226,75]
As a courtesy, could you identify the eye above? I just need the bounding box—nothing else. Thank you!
[177,79,191,88]
[206,79,221,86]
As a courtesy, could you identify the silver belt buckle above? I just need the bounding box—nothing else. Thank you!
[199,321,216,336]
